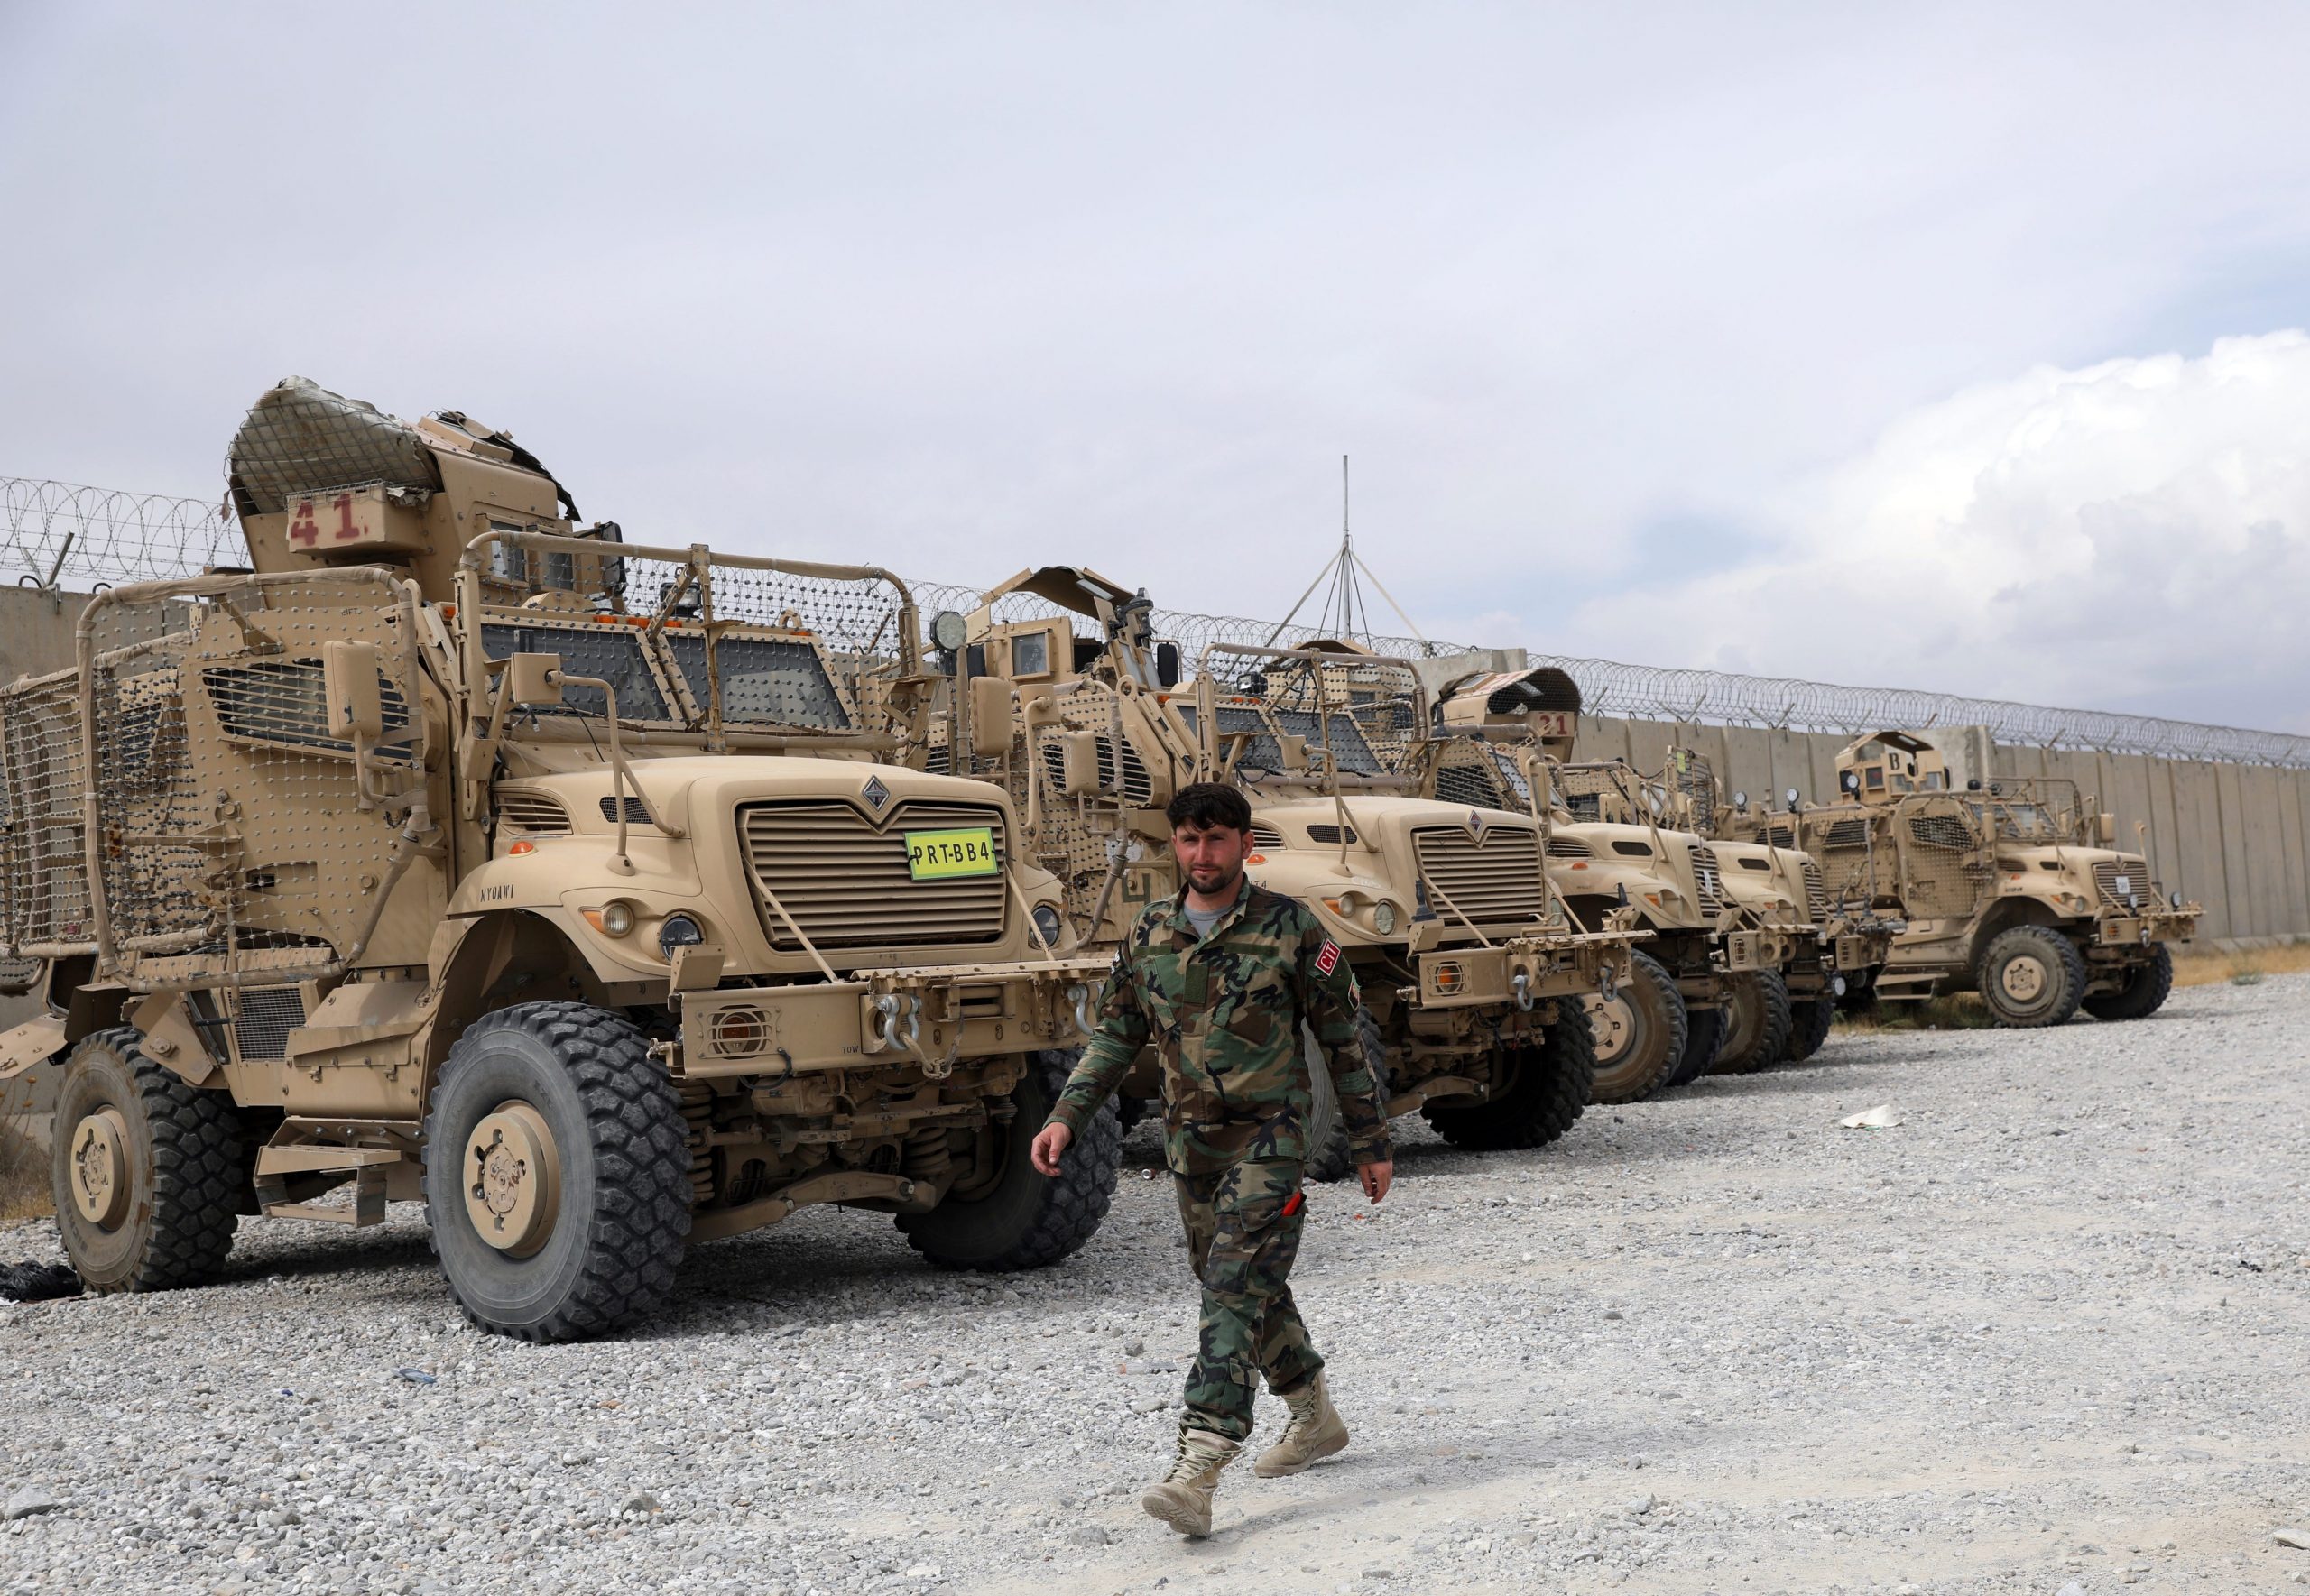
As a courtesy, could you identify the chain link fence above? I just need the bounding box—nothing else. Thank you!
[11,476,2306,769]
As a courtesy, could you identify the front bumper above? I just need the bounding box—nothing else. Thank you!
[1407,927,1646,1011]
[668,955,1113,1079]
[2095,908,2200,947]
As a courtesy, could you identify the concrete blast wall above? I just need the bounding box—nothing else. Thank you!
[1570,717,2310,944]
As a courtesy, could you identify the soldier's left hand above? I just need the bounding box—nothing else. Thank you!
[1357,1160,1393,1204]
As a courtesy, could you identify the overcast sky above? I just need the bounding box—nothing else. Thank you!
[5,3,2307,730]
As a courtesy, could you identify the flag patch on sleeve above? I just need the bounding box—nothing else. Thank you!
[1315,939,1342,975]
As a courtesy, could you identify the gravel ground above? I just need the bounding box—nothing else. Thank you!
[3,973,2307,1596]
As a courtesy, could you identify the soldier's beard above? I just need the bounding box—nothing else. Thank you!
[1186,862,1243,899]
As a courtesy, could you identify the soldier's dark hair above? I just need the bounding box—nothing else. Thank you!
[1166,781,1252,834]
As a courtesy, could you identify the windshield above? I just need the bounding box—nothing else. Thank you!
[663,632,852,731]
[482,623,670,721]
[1966,798,2056,841]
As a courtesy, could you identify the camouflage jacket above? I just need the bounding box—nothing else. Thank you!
[1046,879,1392,1176]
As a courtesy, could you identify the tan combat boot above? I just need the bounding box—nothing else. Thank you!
[1254,1371,1349,1477]
[1141,1427,1242,1537]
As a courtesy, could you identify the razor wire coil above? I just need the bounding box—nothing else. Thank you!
[9,477,2306,769]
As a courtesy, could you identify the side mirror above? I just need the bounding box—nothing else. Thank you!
[1275,733,1308,770]
[321,641,383,740]
[2097,812,2117,845]
[969,676,1014,759]
[505,651,565,706]
[1155,641,1181,689]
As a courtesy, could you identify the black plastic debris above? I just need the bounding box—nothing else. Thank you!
[0,1261,82,1302]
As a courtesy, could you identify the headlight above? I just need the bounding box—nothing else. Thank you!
[1030,902,1064,948]
[1372,900,1398,936]
[2169,890,2182,909]
[658,915,706,958]
[599,900,636,937]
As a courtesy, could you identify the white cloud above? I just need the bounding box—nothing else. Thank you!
[1557,331,2310,731]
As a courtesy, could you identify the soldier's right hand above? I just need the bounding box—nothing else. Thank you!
[1030,1122,1072,1177]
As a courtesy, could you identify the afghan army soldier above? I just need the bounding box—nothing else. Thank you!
[1030,782,1395,1538]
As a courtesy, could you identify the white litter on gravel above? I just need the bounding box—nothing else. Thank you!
[3,973,2306,1594]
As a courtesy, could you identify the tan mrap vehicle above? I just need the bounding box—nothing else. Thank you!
[931,567,1640,1172]
[1787,732,2198,1026]
[0,379,1119,1341]
[1641,747,1899,1072]
[1425,669,1762,1102]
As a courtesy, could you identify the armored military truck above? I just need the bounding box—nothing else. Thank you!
[1788,732,2199,1026]
[0,379,1120,1340]
[1424,669,1785,1101]
[931,568,1640,1174]
[1631,747,1899,1071]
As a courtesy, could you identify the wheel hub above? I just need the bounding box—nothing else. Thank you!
[68,1108,132,1229]
[1585,993,1634,1064]
[464,1101,560,1258]
[2000,955,2047,1003]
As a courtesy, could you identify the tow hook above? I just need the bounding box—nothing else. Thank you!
[1067,982,1098,1038]
[865,992,921,1056]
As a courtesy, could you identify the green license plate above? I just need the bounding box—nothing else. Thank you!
[905,826,998,881]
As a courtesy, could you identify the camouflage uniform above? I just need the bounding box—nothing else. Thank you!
[1046,879,1391,1442]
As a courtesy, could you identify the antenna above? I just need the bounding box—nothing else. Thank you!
[1262,454,1436,653]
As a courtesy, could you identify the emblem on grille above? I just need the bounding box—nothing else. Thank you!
[1465,808,1488,844]
[860,774,892,813]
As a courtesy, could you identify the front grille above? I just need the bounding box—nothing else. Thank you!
[2093,857,2151,910]
[233,985,308,1059]
[1759,823,1796,847]
[496,792,571,835]
[1545,836,1592,859]
[1803,860,1827,921]
[1412,825,1548,927]
[739,799,1008,952]
[1687,844,1727,912]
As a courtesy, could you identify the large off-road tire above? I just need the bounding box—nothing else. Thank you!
[1305,1010,1391,1184]
[2082,945,2175,1022]
[1711,971,1794,1075]
[1420,1001,1596,1152]
[422,1002,691,1342]
[1975,927,2087,1029]
[1784,994,1836,1063]
[1663,1001,1727,1088]
[1583,952,1687,1104]
[51,1029,240,1293]
[901,1048,1120,1270]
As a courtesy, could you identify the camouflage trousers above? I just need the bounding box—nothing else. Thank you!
[1175,1157,1322,1443]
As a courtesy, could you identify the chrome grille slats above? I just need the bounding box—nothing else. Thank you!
[1411,825,1548,927]
[738,799,1007,951]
